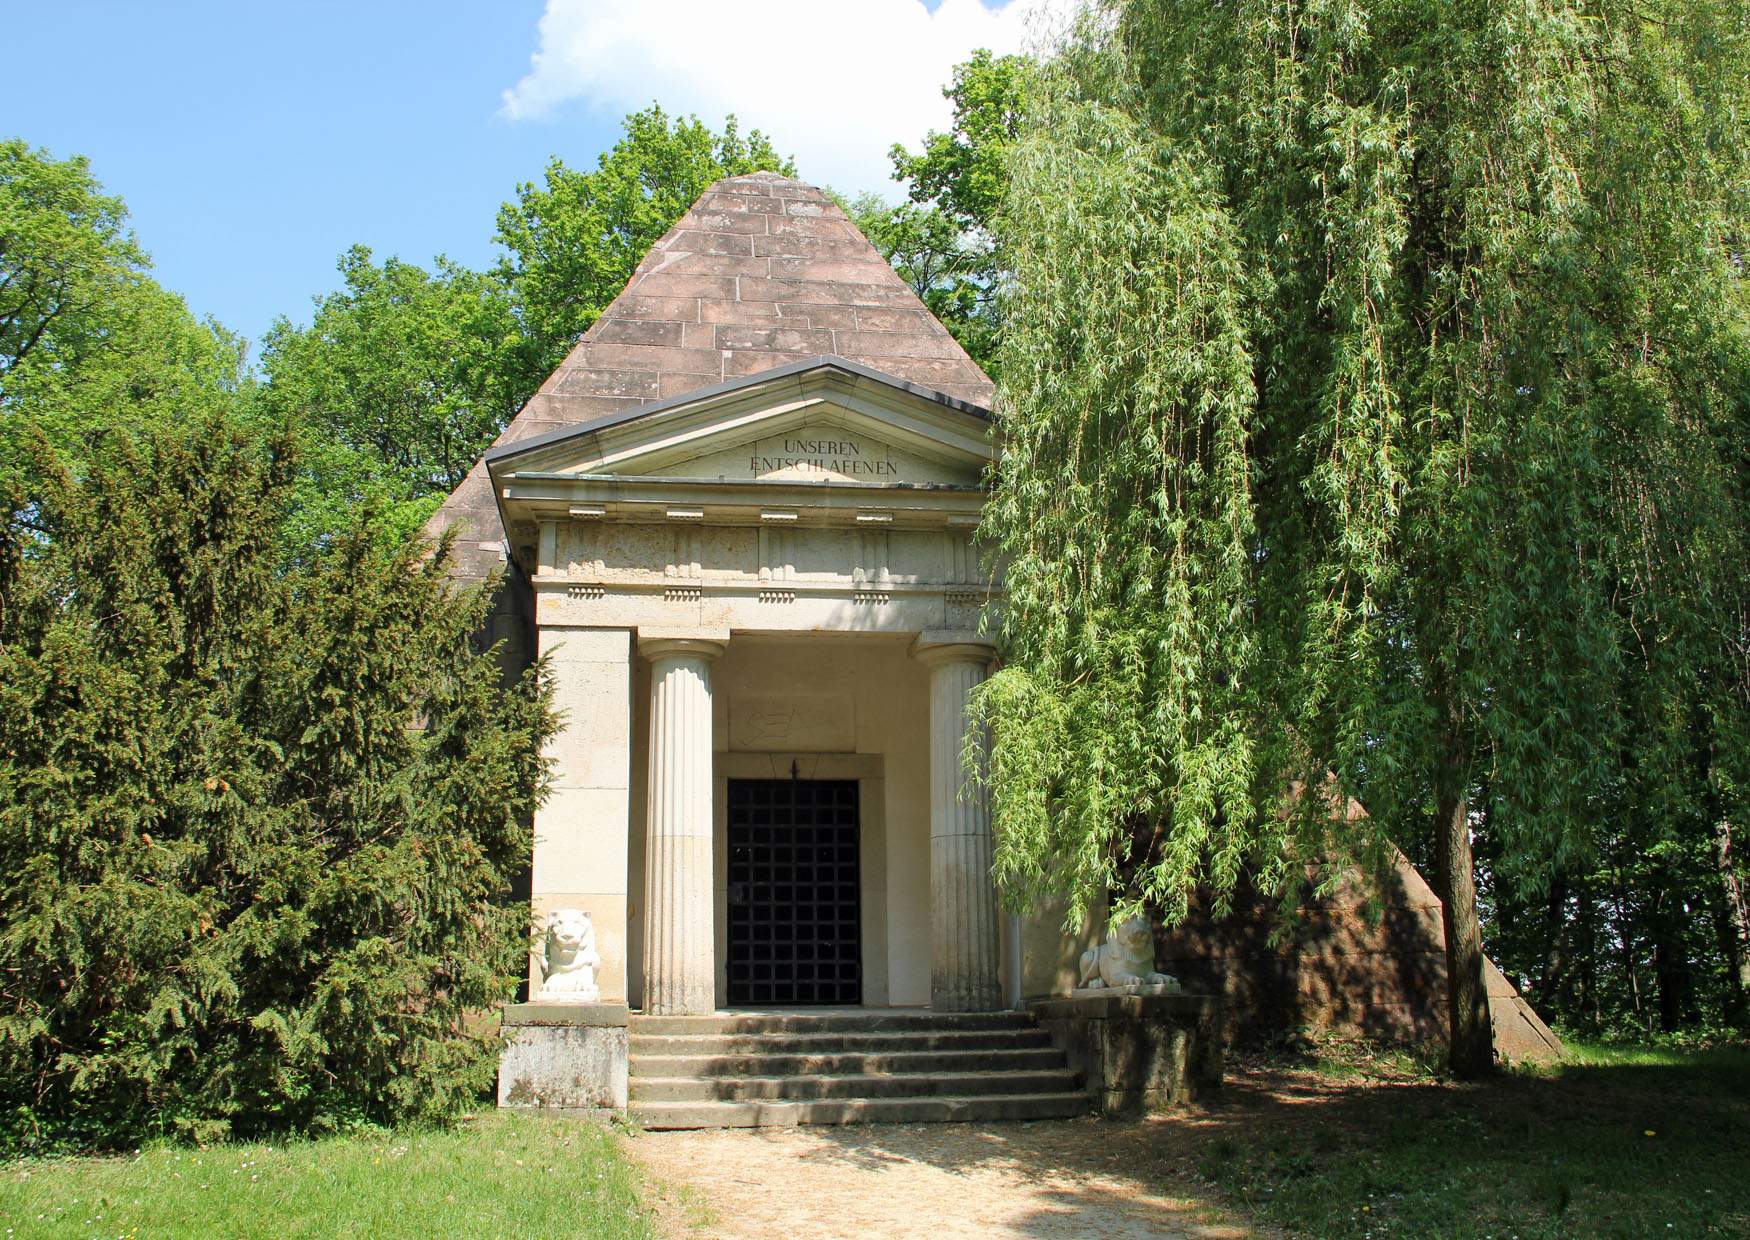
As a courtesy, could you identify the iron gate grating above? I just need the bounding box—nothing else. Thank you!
[726,779,861,1006]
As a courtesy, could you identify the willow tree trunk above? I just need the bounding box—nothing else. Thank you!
[1650,879,1689,1033]
[1714,816,1750,1029]
[1434,723,1493,1077]
[1541,872,1569,1008]
[1576,877,1600,1026]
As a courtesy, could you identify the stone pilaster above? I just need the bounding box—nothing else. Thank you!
[530,627,633,1003]
[912,634,1001,1012]
[639,635,726,1015]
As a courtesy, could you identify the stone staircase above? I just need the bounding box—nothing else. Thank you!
[628,1009,1092,1129]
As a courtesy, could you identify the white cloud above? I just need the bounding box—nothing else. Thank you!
[500,0,1057,197]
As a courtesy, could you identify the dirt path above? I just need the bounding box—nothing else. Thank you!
[627,1113,1255,1239]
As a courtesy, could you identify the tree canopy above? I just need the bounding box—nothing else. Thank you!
[494,106,793,379]
[979,0,1750,1070]
[849,50,1027,372]
[0,139,244,497]
[258,247,529,551]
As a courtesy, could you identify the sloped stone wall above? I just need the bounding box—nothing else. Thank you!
[1152,857,1564,1060]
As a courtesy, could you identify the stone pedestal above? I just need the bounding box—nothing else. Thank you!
[912,635,1000,1012]
[498,1003,629,1110]
[640,636,725,1015]
[1029,993,1223,1116]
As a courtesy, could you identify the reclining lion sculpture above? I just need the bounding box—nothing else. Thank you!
[1078,915,1180,992]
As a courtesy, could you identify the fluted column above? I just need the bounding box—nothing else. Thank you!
[913,636,1000,1011]
[639,636,725,1015]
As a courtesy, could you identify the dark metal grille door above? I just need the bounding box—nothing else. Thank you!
[726,779,861,1006]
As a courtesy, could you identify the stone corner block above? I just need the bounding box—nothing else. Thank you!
[538,626,633,663]
[498,1010,630,1111]
[1027,991,1224,1117]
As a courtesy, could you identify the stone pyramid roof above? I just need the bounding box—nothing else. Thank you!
[430,172,995,582]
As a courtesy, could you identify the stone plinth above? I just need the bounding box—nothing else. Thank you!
[1029,993,1223,1116]
[1071,982,1181,999]
[498,1003,629,1111]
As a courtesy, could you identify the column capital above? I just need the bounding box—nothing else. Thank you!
[638,628,729,663]
[909,630,997,670]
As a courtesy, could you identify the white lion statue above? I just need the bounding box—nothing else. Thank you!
[537,908,601,1002]
[1078,915,1180,992]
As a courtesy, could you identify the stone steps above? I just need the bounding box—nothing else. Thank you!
[627,1009,1092,1129]
[632,1068,1082,1103]
[632,1010,1035,1036]
[630,1046,1067,1078]
[631,1028,1055,1056]
[631,1091,1095,1130]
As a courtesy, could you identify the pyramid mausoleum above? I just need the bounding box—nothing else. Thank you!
[455,174,1559,1126]
[430,171,993,604]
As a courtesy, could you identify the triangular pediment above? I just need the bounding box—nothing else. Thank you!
[666,422,977,486]
[487,358,994,493]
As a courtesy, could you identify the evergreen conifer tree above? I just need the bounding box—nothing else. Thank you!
[0,413,552,1146]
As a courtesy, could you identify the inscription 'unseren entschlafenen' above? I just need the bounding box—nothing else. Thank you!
[750,437,897,478]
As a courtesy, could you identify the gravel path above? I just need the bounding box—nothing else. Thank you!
[627,1115,1254,1239]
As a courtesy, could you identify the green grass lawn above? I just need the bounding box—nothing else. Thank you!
[7,1043,1746,1240]
[0,1112,656,1239]
[1195,1039,1750,1239]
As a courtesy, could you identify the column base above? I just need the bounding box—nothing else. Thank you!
[930,989,1005,1013]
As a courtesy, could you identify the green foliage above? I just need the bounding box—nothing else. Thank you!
[0,137,141,380]
[494,106,793,377]
[0,414,553,1148]
[980,0,1750,978]
[840,191,1005,372]
[0,138,245,493]
[979,109,1262,929]
[269,104,793,502]
[858,50,1028,372]
[259,247,529,554]
[890,49,1025,240]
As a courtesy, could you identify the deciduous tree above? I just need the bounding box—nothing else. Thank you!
[0,139,244,496]
[861,50,1027,371]
[259,247,527,551]
[980,0,1750,1073]
[258,109,793,552]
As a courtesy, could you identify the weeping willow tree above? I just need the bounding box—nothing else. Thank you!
[979,0,1750,1073]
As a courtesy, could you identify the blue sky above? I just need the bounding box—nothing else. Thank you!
[8,1,1037,357]
[10,3,587,352]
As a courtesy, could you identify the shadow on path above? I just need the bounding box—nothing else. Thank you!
[633,1048,1750,1239]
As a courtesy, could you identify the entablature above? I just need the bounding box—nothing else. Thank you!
[500,476,985,531]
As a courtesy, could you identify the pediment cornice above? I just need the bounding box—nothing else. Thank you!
[488,357,997,531]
